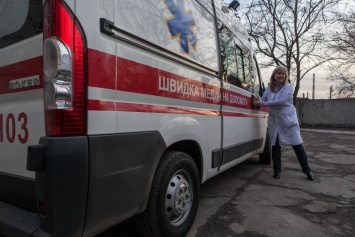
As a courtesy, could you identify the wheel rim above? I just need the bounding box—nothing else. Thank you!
[165,169,194,226]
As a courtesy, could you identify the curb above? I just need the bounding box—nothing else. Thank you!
[301,129,355,136]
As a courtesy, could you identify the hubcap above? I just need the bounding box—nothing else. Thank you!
[165,170,193,226]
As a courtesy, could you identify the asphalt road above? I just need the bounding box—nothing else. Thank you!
[97,130,355,237]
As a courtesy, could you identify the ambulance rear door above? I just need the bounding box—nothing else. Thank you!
[0,1,44,181]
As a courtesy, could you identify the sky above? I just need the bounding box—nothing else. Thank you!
[300,72,334,100]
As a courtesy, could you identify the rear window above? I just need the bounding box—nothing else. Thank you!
[0,0,43,48]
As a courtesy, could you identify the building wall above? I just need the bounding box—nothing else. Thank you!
[296,98,355,127]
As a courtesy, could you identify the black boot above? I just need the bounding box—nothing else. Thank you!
[306,172,314,181]
[292,144,314,181]
[272,145,281,178]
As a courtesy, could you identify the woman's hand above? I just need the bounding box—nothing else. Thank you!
[253,98,262,106]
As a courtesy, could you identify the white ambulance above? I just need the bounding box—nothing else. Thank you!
[0,0,270,236]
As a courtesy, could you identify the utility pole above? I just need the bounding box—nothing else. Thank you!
[312,73,315,99]
[330,86,333,99]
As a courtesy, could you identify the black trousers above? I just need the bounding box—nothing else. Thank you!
[272,135,312,175]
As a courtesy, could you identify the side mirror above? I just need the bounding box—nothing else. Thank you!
[228,1,240,11]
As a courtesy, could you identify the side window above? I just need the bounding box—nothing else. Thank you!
[253,56,265,97]
[235,46,244,86]
[218,21,247,91]
[0,0,43,48]
[241,49,253,92]
[221,32,238,79]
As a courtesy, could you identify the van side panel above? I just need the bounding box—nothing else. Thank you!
[78,0,223,183]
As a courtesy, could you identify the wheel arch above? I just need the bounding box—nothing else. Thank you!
[158,117,207,182]
[167,140,203,182]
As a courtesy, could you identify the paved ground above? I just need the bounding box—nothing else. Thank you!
[98,130,355,237]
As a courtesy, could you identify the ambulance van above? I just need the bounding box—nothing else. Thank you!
[0,0,270,236]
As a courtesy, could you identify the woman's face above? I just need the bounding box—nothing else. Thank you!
[274,71,286,85]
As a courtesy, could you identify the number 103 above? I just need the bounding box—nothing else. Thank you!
[0,112,29,144]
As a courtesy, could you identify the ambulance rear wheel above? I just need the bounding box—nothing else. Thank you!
[259,130,272,164]
[136,151,200,237]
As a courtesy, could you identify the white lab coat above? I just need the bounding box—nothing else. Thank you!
[261,83,303,146]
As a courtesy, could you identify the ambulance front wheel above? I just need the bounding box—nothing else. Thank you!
[136,151,200,237]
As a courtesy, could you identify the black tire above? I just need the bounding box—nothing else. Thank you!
[259,130,272,164]
[136,151,200,237]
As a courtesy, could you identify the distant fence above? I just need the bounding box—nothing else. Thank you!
[296,98,355,128]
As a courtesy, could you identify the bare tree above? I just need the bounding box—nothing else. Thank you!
[326,9,355,98]
[243,0,340,103]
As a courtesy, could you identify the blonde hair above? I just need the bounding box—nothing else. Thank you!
[269,66,288,92]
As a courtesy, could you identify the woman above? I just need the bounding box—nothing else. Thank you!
[254,66,314,181]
